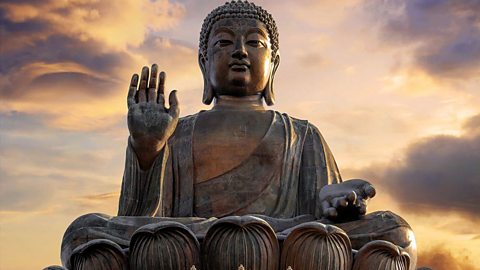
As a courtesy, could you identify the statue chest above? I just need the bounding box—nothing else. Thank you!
[191,110,287,217]
[192,110,281,183]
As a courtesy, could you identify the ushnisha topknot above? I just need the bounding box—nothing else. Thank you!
[199,0,279,60]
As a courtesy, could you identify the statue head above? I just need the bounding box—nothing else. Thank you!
[199,0,280,106]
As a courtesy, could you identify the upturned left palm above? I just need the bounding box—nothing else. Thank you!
[319,179,376,221]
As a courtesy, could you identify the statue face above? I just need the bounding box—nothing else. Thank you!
[203,18,276,97]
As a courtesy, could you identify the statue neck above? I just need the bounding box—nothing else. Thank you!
[212,94,266,111]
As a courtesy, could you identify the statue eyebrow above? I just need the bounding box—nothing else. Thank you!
[212,27,235,37]
[246,28,268,39]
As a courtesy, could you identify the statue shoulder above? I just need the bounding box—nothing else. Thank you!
[168,113,200,143]
[277,112,324,137]
[178,113,199,127]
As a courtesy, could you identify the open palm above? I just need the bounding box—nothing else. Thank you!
[127,64,179,166]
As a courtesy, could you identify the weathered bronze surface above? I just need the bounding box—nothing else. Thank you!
[50,1,420,269]
[202,216,279,270]
[352,240,411,270]
[130,221,200,269]
[280,222,352,269]
[43,266,68,270]
[68,239,127,270]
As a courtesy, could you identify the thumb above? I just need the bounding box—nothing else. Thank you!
[363,183,376,198]
[168,90,179,119]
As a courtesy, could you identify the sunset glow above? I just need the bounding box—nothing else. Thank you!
[1,1,479,269]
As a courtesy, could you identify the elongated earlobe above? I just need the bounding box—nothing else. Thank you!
[199,54,214,105]
[202,78,214,105]
[263,76,275,106]
[263,54,280,106]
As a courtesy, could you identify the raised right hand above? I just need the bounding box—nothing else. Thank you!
[127,64,179,168]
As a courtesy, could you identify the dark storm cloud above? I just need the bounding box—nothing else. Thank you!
[357,114,480,218]
[0,34,131,99]
[31,71,118,95]
[366,0,480,78]
[0,13,48,34]
[1,34,131,75]
[0,5,134,101]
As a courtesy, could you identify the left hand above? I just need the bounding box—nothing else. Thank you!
[319,179,376,221]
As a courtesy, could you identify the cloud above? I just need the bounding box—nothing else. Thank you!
[438,220,480,236]
[463,114,480,134]
[0,0,185,50]
[365,0,480,79]
[73,192,119,212]
[0,0,200,131]
[0,111,124,216]
[355,114,480,218]
[130,35,201,90]
[417,244,476,270]
[0,16,136,101]
[0,171,87,213]
[127,34,208,115]
[78,192,118,201]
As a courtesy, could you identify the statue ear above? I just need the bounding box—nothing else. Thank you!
[263,53,280,106]
[199,54,214,105]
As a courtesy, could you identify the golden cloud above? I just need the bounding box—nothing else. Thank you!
[0,0,203,131]
[417,244,476,270]
[0,0,186,49]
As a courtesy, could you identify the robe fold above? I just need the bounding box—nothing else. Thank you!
[62,111,415,267]
[118,111,342,219]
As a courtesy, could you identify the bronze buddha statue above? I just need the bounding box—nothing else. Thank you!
[52,1,417,270]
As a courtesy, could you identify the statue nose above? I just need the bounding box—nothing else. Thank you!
[232,40,247,59]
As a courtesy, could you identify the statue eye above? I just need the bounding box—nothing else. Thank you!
[247,40,265,48]
[215,39,233,47]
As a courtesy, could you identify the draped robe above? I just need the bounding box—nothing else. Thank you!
[61,111,416,268]
[118,111,342,219]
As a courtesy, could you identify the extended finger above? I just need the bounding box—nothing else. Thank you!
[138,66,149,103]
[363,183,376,198]
[326,207,338,218]
[355,197,368,215]
[148,64,158,103]
[127,74,139,108]
[346,190,357,204]
[332,196,348,208]
[158,71,166,95]
[168,90,179,119]
[157,71,166,106]
[321,200,331,216]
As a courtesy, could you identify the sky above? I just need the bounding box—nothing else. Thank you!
[0,0,479,269]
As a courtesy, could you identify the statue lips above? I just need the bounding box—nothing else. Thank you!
[229,60,250,72]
